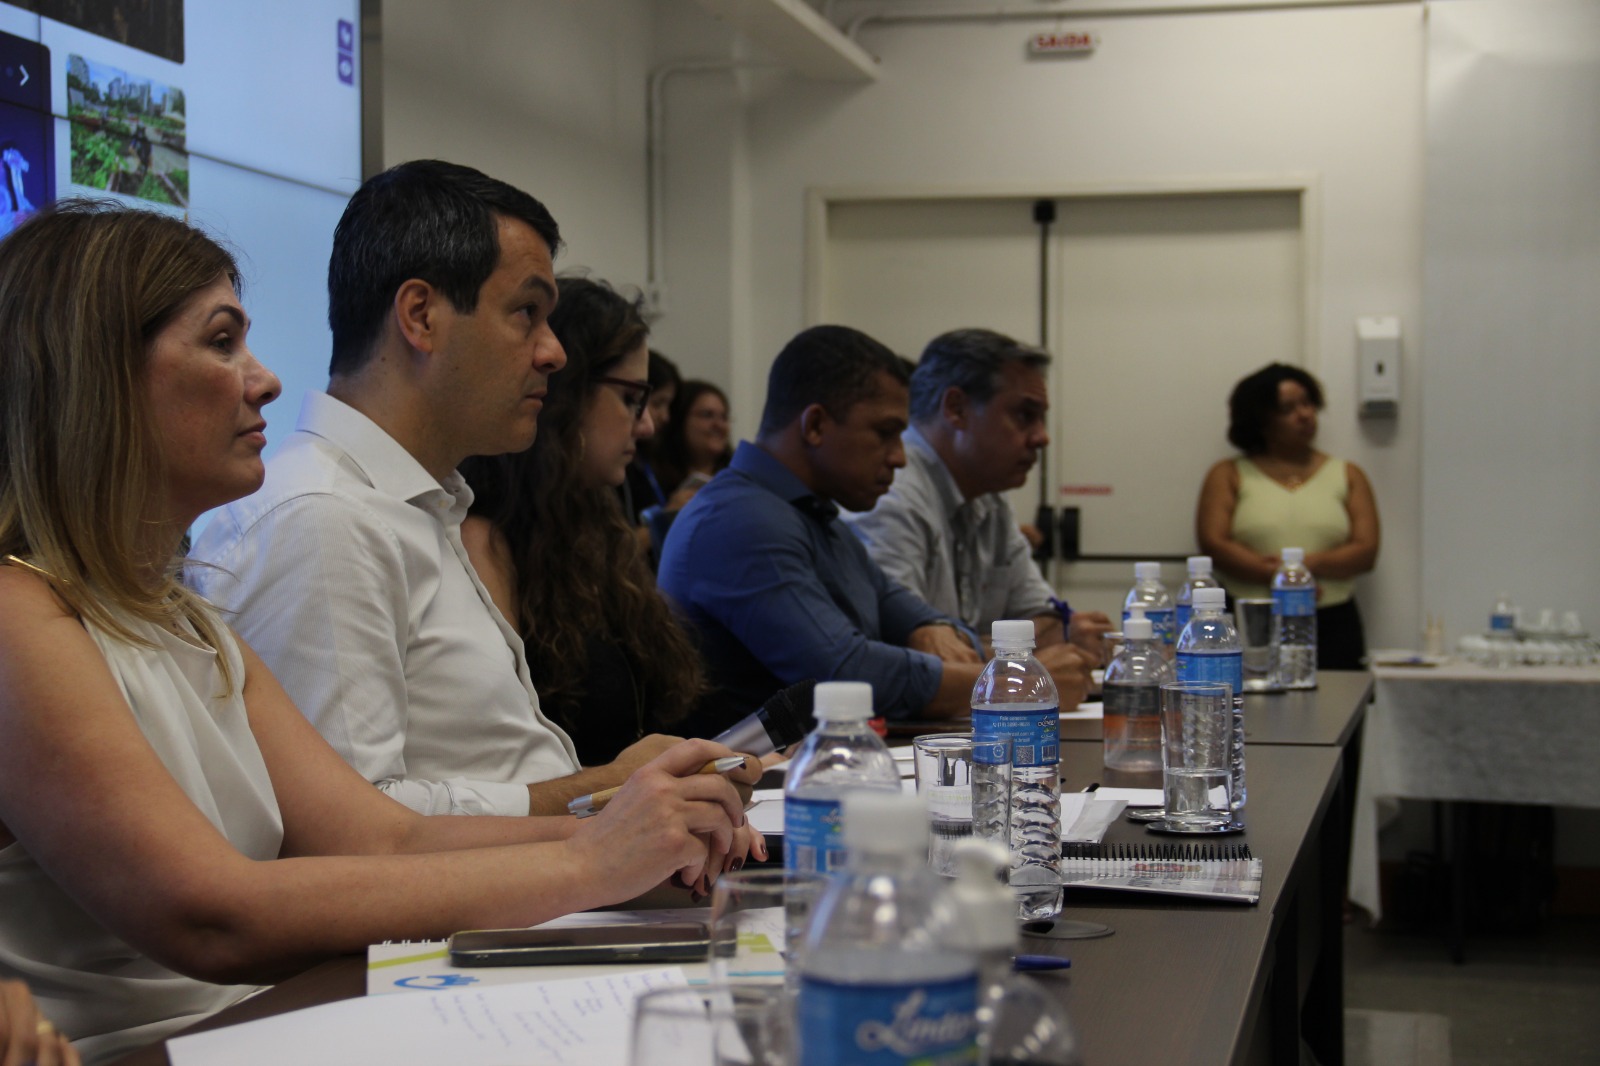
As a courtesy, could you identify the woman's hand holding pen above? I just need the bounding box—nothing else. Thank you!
[566,739,767,904]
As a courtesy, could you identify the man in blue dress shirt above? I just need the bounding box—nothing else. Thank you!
[658,325,1092,733]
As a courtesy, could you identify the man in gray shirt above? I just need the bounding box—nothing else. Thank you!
[845,328,1109,660]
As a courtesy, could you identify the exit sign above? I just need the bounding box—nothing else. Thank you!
[1030,31,1098,56]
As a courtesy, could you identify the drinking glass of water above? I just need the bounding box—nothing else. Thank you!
[630,984,792,1066]
[1157,681,1234,830]
[912,732,1010,875]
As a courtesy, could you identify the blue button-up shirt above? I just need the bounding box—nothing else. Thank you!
[659,442,949,725]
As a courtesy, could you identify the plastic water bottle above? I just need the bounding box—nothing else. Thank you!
[797,791,979,1066]
[1271,547,1317,690]
[1175,555,1220,635]
[1488,593,1519,668]
[783,681,899,875]
[1176,587,1245,812]
[945,840,1083,1066]
[1123,561,1176,655]
[971,619,1062,921]
[1101,607,1175,784]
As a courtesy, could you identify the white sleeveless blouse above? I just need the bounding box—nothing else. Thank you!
[0,608,284,1064]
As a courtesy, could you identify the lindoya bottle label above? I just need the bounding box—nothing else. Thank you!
[798,974,979,1066]
[784,796,847,873]
[972,708,1058,769]
[1273,588,1316,618]
[1125,608,1176,646]
[1176,651,1243,695]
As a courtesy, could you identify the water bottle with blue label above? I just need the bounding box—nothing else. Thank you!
[1124,561,1176,655]
[1176,586,1246,811]
[1175,555,1220,635]
[1271,547,1317,690]
[797,791,979,1066]
[971,619,1061,921]
[1488,593,1519,668]
[783,681,899,875]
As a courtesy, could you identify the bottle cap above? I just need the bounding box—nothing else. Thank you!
[812,681,874,721]
[1124,613,1153,640]
[842,790,928,852]
[1134,561,1161,581]
[944,839,1016,952]
[1187,555,1212,575]
[1280,547,1304,565]
[1192,587,1227,610]
[991,619,1036,649]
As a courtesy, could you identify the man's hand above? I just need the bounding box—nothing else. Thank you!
[606,734,684,778]
[908,623,982,665]
[1036,643,1094,708]
[1067,610,1114,665]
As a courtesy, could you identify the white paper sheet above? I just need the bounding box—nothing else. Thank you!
[172,969,686,1066]
[1058,795,1127,842]
[1094,787,1163,807]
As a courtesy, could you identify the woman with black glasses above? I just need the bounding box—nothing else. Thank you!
[460,276,706,765]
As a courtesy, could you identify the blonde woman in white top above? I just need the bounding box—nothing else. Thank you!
[1196,363,1380,669]
[0,202,759,1063]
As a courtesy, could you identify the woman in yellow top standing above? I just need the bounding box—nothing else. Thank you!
[1196,363,1380,670]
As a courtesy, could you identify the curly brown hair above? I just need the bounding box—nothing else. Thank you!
[459,276,703,738]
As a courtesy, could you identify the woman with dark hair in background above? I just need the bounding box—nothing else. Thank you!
[460,277,707,765]
[622,349,681,527]
[651,378,733,508]
[1195,362,1380,669]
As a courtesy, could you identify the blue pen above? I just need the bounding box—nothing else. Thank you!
[1013,954,1072,972]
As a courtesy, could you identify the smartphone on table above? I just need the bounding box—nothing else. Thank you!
[447,922,710,967]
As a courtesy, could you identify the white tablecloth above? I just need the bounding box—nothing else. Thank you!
[1348,662,1600,920]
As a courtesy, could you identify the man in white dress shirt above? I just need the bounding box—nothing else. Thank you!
[192,161,689,816]
[845,328,1110,661]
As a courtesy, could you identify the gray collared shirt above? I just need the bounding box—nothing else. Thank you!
[845,424,1056,638]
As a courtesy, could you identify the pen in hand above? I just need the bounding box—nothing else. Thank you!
[567,755,749,818]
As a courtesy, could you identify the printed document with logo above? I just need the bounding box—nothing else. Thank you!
[170,969,685,1066]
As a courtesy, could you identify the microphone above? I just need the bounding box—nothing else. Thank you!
[712,679,817,756]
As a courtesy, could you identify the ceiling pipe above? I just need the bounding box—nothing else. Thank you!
[645,60,776,319]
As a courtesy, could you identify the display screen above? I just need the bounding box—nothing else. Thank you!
[0,0,362,462]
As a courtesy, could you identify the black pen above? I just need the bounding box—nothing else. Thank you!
[1082,782,1100,793]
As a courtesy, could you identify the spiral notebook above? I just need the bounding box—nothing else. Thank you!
[1060,843,1263,904]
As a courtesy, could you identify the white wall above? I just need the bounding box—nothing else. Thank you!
[381,0,656,285]
[1420,0,1600,640]
[655,3,1427,651]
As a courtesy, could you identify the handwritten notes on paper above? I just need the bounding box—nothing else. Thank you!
[169,968,686,1066]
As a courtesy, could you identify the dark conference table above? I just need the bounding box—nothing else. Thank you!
[114,679,1370,1066]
